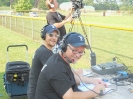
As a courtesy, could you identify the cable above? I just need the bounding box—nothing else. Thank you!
[110,76,132,86]
[104,88,116,95]
[72,68,117,96]
[71,68,100,95]
[114,57,129,72]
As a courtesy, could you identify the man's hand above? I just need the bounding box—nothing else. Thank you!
[89,78,108,88]
[93,83,106,96]
[64,15,73,23]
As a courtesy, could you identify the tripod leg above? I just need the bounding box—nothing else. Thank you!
[69,18,75,32]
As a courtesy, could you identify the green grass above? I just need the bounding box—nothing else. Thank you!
[80,15,133,28]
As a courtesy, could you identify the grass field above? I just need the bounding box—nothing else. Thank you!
[0,13,133,98]
[80,15,133,28]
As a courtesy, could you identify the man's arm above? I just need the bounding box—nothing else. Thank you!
[73,69,108,87]
[64,8,73,20]
[53,8,73,28]
[53,16,73,28]
[62,84,105,99]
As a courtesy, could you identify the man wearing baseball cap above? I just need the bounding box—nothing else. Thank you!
[35,32,107,99]
[27,24,60,99]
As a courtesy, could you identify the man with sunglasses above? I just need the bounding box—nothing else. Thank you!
[35,32,107,99]
[27,25,60,99]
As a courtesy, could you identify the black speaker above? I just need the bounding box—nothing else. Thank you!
[40,25,49,40]
[60,32,77,52]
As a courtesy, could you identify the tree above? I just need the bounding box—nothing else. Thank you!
[93,2,119,10]
[54,0,69,4]
[121,0,133,6]
[0,0,10,6]
[13,0,32,12]
[38,0,47,10]
[83,0,94,6]
[119,0,133,12]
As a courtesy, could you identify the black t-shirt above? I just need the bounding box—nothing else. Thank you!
[35,53,80,99]
[27,45,53,99]
[46,12,66,40]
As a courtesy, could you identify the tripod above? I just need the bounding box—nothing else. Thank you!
[69,9,96,66]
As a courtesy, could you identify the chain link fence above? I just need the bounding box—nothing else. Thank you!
[89,26,133,69]
[0,15,133,69]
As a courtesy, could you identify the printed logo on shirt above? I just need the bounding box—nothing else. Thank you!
[41,64,47,72]
[57,12,62,21]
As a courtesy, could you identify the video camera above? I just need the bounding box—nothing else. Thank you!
[71,0,84,9]
[70,0,84,18]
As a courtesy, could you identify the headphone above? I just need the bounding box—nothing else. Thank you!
[40,25,49,40]
[60,32,77,52]
[47,0,54,8]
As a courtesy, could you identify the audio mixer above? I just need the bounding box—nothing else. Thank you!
[91,62,126,75]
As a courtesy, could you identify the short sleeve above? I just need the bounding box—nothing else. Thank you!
[46,13,57,24]
[49,72,75,97]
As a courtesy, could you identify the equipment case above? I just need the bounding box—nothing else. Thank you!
[3,45,30,99]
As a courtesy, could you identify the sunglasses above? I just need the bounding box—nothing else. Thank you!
[48,33,60,38]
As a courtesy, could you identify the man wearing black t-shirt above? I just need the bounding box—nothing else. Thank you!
[35,32,108,99]
[46,0,73,40]
[27,25,60,99]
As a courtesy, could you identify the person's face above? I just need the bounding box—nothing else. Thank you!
[45,31,59,47]
[66,44,85,64]
[53,0,59,9]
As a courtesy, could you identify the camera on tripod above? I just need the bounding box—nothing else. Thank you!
[70,0,84,18]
